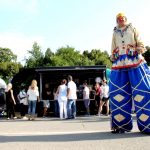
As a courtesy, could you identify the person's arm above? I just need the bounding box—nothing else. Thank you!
[100,86,104,99]
[10,89,16,105]
[134,27,146,54]
[37,96,40,102]
[83,88,86,99]
[56,86,60,95]
[27,89,30,98]
[38,89,40,102]
[111,32,116,61]
[67,88,70,99]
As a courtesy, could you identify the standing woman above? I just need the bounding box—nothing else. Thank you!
[57,79,68,119]
[83,81,90,116]
[95,82,102,116]
[100,79,109,116]
[5,83,17,120]
[27,80,39,120]
[109,13,150,133]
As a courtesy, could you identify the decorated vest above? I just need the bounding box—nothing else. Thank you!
[111,23,146,69]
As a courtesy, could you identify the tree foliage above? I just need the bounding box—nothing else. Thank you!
[43,48,54,66]
[25,43,112,68]
[144,46,150,66]
[83,49,112,68]
[2,40,150,85]
[0,47,17,63]
[0,47,22,82]
[25,42,44,68]
[54,46,82,66]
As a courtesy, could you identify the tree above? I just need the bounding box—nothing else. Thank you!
[25,42,44,68]
[0,48,22,82]
[52,46,83,66]
[144,46,150,66]
[0,47,17,63]
[43,48,54,66]
[0,62,21,81]
[83,49,112,68]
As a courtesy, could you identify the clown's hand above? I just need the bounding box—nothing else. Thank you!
[110,55,115,62]
[136,47,147,54]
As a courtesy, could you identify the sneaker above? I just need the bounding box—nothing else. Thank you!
[96,114,100,116]
[111,129,120,134]
[31,117,35,121]
[85,113,90,117]
[13,116,17,119]
[7,117,10,120]
[43,116,47,118]
[22,116,28,120]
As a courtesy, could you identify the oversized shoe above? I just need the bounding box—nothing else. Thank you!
[111,128,125,134]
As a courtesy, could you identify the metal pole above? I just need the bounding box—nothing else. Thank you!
[39,73,43,100]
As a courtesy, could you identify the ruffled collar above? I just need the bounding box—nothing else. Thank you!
[114,23,132,37]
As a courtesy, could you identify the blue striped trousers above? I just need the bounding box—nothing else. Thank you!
[109,63,150,133]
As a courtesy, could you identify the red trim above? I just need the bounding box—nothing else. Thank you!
[112,59,143,70]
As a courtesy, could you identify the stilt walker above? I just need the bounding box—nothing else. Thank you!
[109,12,150,134]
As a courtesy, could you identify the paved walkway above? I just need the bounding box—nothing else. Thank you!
[0,115,149,150]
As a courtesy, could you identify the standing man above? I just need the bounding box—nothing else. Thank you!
[67,75,77,119]
[109,12,150,134]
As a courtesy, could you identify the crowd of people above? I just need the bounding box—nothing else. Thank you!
[0,75,110,121]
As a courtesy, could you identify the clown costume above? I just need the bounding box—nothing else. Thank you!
[109,13,150,134]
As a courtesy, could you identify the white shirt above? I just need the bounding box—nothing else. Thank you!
[101,84,109,98]
[67,81,77,99]
[18,90,28,105]
[58,84,67,101]
[27,88,39,101]
[53,92,58,100]
[83,86,90,99]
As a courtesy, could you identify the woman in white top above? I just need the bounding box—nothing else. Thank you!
[99,79,109,116]
[27,80,39,120]
[83,81,90,116]
[57,79,67,119]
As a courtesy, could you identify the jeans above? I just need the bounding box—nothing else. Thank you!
[58,100,67,119]
[28,100,37,116]
[67,99,76,118]
[54,100,59,117]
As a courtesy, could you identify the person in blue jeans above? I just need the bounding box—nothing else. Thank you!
[67,75,77,119]
[67,99,76,119]
[27,80,39,120]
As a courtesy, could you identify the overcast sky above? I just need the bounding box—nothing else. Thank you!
[0,0,150,65]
